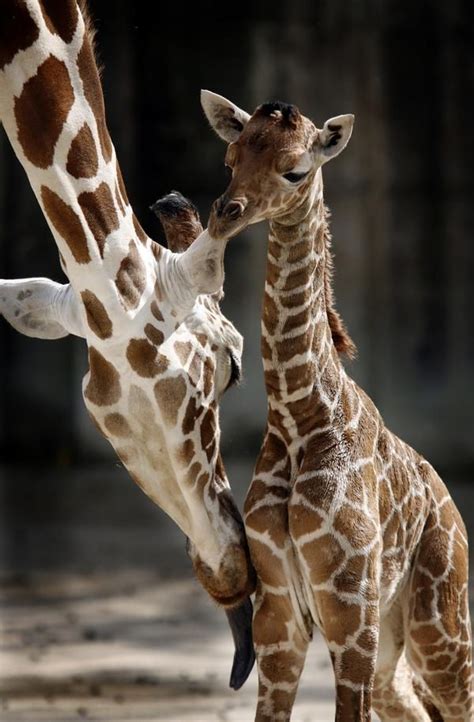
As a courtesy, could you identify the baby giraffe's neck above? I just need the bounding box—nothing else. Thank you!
[262,171,346,441]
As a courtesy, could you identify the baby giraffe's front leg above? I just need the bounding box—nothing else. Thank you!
[245,459,311,721]
[253,583,310,722]
[316,583,379,722]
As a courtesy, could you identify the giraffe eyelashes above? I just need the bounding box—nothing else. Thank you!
[226,350,242,390]
[282,171,309,183]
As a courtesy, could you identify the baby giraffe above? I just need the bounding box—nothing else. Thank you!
[195,92,472,721]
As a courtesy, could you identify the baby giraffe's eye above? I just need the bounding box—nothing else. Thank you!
[283,171,309,183]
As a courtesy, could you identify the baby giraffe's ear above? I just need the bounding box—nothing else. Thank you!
[317,114,354,162]
[201,90,251,143]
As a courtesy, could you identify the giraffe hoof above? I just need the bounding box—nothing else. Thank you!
[225,596,255,690]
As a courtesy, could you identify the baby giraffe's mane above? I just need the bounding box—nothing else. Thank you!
[321,204,357,359]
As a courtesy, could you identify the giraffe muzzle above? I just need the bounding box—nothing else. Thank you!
[210,196,250,240]
[216,196,247,221]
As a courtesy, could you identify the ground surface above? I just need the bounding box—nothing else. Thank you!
[0,570,334,722]
[1,464,473,722]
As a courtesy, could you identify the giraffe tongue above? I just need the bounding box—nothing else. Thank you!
[225,597,255,690]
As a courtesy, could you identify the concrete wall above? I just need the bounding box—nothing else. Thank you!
[1,0,473,475]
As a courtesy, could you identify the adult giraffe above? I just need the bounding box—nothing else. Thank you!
[0,1,255,688]
[200,91,473,721]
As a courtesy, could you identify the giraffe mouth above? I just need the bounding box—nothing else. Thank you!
[208,196,254,241]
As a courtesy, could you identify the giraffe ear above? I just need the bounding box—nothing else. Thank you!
[201,90,250,143]
[317,114,354,162]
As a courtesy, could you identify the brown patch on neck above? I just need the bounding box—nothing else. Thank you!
[78,182,119,257]
[321,205,357,359]
[77,32,112,163]
[67,123,99,178]
[85,346,121,406]
[132,214,148,245]
[39,0,79,43]
[104,412,131,438]
[126,338,168,378]
[115,239,147,310]
[41,185,90,263]
[154,376,187,426]
[15,55,74,169]
[81,290,113,339]
[0,1,39,71]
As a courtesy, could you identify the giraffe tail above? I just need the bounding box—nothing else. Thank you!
[225,596,255,690]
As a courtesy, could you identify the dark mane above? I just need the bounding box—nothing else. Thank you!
[322,205,357,359]
[78,0,101,72]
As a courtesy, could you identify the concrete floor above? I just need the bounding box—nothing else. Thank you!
[1,463,473,721]
[0,570,334,722]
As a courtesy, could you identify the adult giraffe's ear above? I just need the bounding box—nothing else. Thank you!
[317,114,354,162]
[201,90,250,143]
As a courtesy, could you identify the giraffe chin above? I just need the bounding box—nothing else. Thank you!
[208,206,250,242]
[191,542,256,607]
[191,544,256,689]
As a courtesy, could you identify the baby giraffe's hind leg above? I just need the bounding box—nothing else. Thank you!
[406,501,473,722]
[373,604,432,721]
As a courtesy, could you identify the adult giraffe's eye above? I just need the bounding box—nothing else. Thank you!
[283,171,309,183]
[226,350,241,390]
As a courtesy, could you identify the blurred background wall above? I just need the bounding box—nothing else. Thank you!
[1,0,473,569]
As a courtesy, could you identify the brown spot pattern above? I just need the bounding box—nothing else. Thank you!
[174,341,193,365]
[200,408,216,461]
[151,301,164,322]
[126,338,168,378]
[85,347,121,406]
[77,34,113,162]
[39,0,78,43]
[66,123,99,178]
[133,214,148,244]
[144,323,164,346]
[302,534,344,585]
[78,182,119,257]
[15,55,74,168]
[81,290,112,339]
[115,239,147,309]
[41,185,90,263]
[104,413,131,437]
[0,0,39,71]
[154,376,187,426]
[182,397,199,435]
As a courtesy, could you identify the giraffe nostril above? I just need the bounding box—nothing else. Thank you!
[225,200,246,220]
[215,196,227,218]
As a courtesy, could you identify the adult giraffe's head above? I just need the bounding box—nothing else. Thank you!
[201,91,354,239]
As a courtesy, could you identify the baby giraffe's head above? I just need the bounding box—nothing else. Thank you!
[201,90,354,239]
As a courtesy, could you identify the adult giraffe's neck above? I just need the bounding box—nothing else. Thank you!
[0,0,155,322]
[262,171,345,436]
